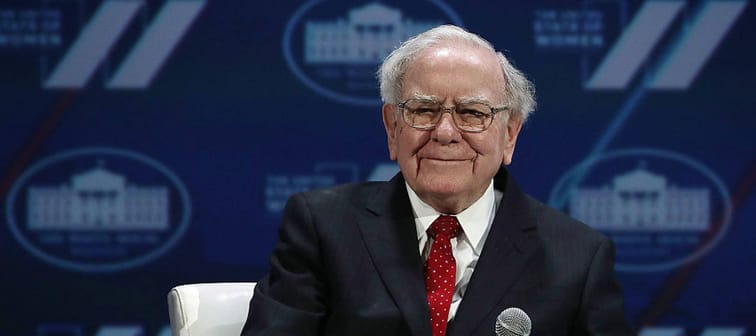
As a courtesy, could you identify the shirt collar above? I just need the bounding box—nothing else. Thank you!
[406,180,496,252]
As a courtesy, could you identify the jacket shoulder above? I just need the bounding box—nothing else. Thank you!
[294,181,388,207]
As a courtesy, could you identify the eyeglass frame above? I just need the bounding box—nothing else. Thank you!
[395,98,510,133]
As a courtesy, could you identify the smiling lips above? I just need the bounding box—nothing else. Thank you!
[418,151,476,163]
[420,157,473,163]
[417,147,476,164]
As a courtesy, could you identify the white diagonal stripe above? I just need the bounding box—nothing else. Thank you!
[648,1,747,89]
[107,0,206,89]
[700,327,747,336]
[585,1,684,90]
[44,0,144,89]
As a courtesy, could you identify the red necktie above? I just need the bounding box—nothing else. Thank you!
[425,215,461,336]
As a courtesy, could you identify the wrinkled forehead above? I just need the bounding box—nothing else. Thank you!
[410,40,500,68]
[401,42,506,103]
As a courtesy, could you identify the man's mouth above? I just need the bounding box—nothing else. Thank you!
[421,157,473,162]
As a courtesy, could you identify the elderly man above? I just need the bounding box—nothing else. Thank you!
[242,25,632,336]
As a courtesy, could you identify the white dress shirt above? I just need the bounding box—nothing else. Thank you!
[406,180,502,322]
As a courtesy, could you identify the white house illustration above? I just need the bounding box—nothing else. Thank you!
[305,3,441,63]
[570,164,709,231]
[27,163,169,231]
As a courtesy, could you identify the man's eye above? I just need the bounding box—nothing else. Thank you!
[458,109,486,117]
[412,107,437,114]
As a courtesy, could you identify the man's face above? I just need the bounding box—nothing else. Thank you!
[382,42,523,214]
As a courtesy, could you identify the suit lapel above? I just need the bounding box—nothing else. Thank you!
[447,169,542,336]
[357,174,432,336]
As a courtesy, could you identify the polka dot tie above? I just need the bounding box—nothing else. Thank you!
[425,215,461,336]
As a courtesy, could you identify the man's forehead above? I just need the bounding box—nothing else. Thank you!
[412,41,498,64]
[400,43,505,104]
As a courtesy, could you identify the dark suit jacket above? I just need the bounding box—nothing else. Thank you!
[242,168,634,336]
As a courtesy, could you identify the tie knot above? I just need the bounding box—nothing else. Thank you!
[428,215,461,239]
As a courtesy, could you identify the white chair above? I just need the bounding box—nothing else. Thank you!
[167,282,256,336]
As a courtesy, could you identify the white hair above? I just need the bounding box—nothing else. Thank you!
[377,24,536,122]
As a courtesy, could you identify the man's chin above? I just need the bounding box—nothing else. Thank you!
[416,159,473,178]
[413,179,471,204]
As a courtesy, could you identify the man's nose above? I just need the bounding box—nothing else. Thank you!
[431,113,460,144]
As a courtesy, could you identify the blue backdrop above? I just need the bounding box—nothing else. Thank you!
[1,0,754,335]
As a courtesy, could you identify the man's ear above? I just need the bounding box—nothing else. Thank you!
[382,103,398,161]
[502,117,523,165]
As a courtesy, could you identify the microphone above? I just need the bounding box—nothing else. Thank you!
[494,307,531,336]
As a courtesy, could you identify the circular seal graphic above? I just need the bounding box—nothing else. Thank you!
[5,147,192,272]
[283,0,463,106]
[548,148,732,272]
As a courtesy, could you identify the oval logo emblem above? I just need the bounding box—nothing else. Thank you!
[5,147,192,272]
[548,148,732,272]
[282,0,464,106]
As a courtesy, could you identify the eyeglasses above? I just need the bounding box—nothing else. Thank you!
[396,98,509,133]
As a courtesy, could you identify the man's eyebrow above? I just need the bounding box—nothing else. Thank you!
[412,93,438,101]
[408,94,496,105]
[456,96,493,104]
